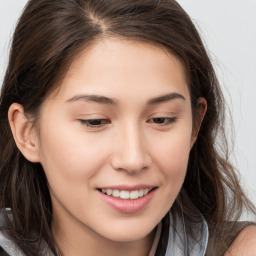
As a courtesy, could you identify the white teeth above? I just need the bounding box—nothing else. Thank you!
[143,188,149,195]
[100,188,152,200]
[138,189,144,198]
[106,189,112,196]
[112,190,120,197]
[130,190,139,199]
[120,190,130,199]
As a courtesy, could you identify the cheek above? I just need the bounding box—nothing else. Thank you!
[160,145,189,187]
[38,120,109,185]
[149,126,192,190]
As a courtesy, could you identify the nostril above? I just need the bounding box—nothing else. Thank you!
[114,165,149,175]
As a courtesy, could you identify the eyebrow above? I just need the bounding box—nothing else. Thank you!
[66,92,185,106]
[147,93,186,105]
[66,94,118,106]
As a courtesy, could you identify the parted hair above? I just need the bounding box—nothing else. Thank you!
[0,0,254,255]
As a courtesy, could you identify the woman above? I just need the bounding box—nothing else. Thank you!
[0,0,255,255]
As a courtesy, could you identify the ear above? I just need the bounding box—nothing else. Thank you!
[8,103,40,163]
[190,97,207,148]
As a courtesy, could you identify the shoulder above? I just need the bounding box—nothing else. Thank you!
[224,225,256,256]
[206,221,256,256]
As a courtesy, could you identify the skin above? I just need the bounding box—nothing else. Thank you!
[224,225,256,256]
[8,38,256,255]
[9,38,207,255]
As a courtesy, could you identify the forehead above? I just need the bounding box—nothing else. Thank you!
[48,37,190,103]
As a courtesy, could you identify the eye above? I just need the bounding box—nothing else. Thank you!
[147,117,177,125]
[79,119,110,128]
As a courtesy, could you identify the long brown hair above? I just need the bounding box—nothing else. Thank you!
[0,0,254,255]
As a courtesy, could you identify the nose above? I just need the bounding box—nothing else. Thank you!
[111,124,150,174]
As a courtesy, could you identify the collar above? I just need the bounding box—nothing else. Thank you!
[154,192,209,256]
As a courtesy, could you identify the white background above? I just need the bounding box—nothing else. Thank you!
[0,1,255,204]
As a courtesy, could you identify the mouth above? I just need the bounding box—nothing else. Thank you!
[98,188,155,200]
[97,186,158,213]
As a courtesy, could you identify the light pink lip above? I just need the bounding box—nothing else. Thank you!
[97,187,157,213]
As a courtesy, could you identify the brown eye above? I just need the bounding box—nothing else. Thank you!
[152,118,166,124]
[79,119,110,127]
[148,117,177,125]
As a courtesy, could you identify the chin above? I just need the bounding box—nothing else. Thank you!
[98,221,157,243]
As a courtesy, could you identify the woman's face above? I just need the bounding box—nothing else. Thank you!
[37,38,195,243]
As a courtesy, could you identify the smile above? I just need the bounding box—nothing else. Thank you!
[98,186,157,213]
[99,188,151,200]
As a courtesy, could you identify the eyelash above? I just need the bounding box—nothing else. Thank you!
[79,117,177,128]
[79,119,110,128]
[147,117,177,125]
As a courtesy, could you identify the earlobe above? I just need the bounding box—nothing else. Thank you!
[8,103,40,163]
[190,97,207,148]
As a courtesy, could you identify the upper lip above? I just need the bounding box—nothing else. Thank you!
[98,185,157,191]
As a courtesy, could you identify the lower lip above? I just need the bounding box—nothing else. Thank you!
[98,189,156,213]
